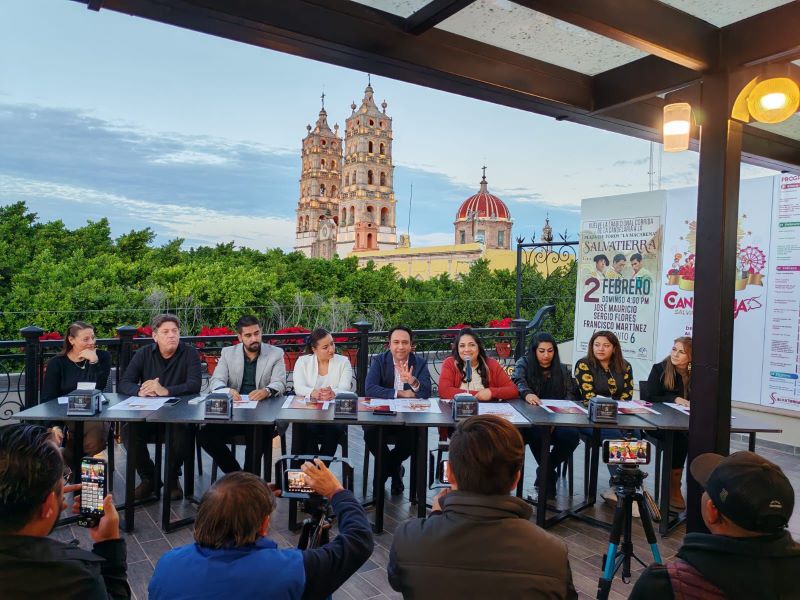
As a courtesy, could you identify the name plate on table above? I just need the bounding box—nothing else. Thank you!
[452,393,478,420]
[334,392,358,419]
[67,389,102,416]
[204,391,233,420]
[589,396,618,424]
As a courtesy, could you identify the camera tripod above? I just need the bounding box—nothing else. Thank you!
[596,466,662,600]
[297,495,334,550]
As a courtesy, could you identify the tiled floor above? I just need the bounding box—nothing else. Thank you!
[50,429,799,600]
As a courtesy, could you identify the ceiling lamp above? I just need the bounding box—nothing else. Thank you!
[747,77,800,124]
[663,102,692,152]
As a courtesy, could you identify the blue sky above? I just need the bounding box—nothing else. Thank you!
[0,0,775,250]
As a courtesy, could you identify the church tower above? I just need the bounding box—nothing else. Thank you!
[294,95,342,258]
[337,82,397,255]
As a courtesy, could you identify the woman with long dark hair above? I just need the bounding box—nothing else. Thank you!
[41,321,112,459]
[438,329,517,401]
[512,332,578,497]
[291,328,352,457]
[646,336,692,510]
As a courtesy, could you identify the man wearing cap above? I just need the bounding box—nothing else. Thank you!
[630,451,800,600]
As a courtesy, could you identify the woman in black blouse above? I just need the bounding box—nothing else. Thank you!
[646,336,691,511]
[42,321,111,459]
[513,332,579,498]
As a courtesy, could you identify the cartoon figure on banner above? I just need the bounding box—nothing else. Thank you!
[739,245,766,286]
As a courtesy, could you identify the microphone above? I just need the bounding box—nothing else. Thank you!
[464,359,472,384]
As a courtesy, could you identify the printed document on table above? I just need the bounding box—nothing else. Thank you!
[478,403,527,424]
[616,401,660,415]
[281,395,331,410]
[361,398,441,413]
[108,397,171,411]
[233,395,259,410]
[539,399,588,414]
[665,402,691,416]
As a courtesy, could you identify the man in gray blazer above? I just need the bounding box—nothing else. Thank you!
[198,316,286,473]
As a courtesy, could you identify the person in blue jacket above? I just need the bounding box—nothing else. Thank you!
[364,326,432,495]
[149,461,373,600]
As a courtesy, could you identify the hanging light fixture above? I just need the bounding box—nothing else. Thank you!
[663,102,692,152]
[747,77,800,124]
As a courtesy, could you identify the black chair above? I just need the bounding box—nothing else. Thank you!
[209,427,288,483]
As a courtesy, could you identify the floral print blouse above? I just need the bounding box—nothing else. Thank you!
[574,357,634,403]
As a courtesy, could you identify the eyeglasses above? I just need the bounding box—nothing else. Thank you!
[62,467,73,485]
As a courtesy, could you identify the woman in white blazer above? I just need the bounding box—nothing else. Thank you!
[292,328,354,457]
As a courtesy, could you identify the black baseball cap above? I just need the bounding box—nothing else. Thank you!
[691,451,794,534]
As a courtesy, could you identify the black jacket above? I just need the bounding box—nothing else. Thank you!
[512,357,575,400]
[646,361,688,403]
[41,351,112,401]
[0,535,130,599]
[629,530,800,600]
[119,342,201,397]
[388,491,577,599]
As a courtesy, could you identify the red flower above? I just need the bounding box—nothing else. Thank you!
[487,317,514,336]
[334,327,359,343]
[197,326,238,348]
[39,331,63,341]
[136,326,152,338]
[271,326,311,346]
[678,264,695,281]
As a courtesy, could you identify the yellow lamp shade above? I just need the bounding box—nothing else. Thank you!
[747,77,800,124]
[663,102,691,152]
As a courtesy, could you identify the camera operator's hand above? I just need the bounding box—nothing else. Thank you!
[301,458,344,499]
[70,492,121,543]
[432,488,451,512]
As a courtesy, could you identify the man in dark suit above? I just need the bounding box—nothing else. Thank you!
[364,326,431,495]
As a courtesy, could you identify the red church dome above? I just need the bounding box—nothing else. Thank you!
[455,175,511,221]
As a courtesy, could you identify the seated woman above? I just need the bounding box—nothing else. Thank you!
[645,336,691,511]
[438,328,518,401]
[291,328,353,458]
[574,330,634,503]
[512,332,579,498]
[41,321,112,461]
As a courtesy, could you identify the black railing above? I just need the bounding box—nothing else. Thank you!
[515,233,578,318]
[0,320,551,421]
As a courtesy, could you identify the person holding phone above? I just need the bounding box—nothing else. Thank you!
[512,332,579,498]
[645,336,692,511]
[438,329,517,401]
[149,462,372,600]
[291,328,353,458]
[0,424,130,599]
[41,321,112,461]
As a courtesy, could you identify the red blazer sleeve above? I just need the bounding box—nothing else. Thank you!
[487,359,519,400]
[437,357,465,399]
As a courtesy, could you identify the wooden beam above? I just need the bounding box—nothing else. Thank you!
[404,0,477,35]
[722,2,800,68]
[511,0,717,71]
[592,55,700,113]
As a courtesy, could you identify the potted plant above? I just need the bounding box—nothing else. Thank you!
[487,317,514,358]
[197,326,237,375]
[272,326,311,371]
[335,327,360,366]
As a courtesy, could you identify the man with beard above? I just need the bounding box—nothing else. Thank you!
[0,424,130,599]
[198,315,286,474]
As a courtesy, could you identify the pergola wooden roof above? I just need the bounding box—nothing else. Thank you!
[71,0,800,531]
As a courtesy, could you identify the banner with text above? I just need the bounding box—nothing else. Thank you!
[575,192,664,382]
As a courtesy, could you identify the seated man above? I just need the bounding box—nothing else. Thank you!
[149,461,373,600]
[388,415,577,599]
[630,451,799,600]
[199,315,286,473]
[0,424,130,599]
[364,326,431,495]
[119,313,202,500]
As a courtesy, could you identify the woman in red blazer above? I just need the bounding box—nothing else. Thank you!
[438,329,518,400]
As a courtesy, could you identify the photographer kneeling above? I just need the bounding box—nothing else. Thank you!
[149,460,373,600]
[388,415,577,599]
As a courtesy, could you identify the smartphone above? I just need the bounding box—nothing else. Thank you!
[163,397,181,406]
[78,457,107,528]
[603,439,651,465]
[285,469,315,496]
[439,459,450,485]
